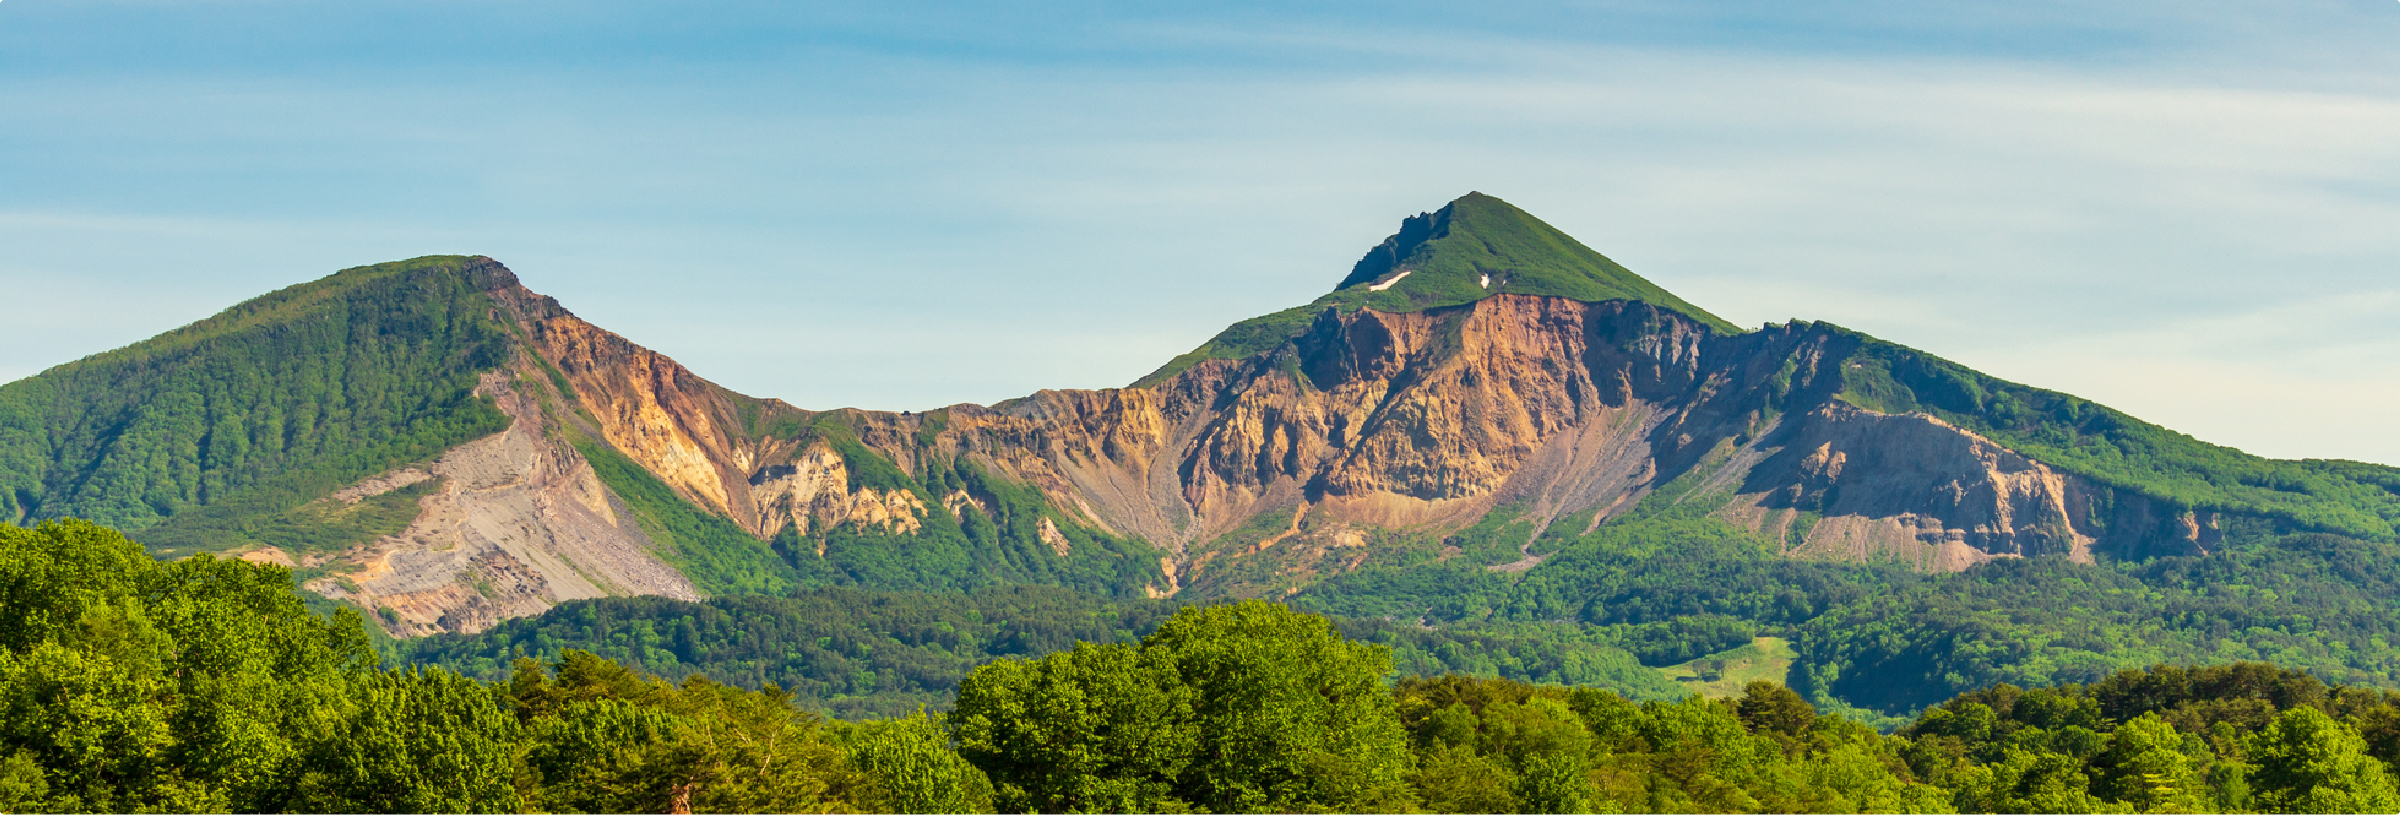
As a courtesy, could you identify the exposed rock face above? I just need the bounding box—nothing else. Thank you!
[781,294,2226,583]
[747,448,929,538]
[283,262,2235,634]
[515,305,767,527]
[305,368,699,635]
[1731,404,2100,570]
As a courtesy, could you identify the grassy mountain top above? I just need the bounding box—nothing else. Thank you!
[1325,192,1732,327]
[1137,192,1736,385]
[0,255,515,546]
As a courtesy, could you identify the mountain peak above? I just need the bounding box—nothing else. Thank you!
[1134,193,1736,385]
[1324,192,1733,331]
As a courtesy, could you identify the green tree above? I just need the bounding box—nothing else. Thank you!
[1735,681,1818,741]
[286,667,524,813]
[2093,713,2204,813]
[953,602,1414,813]
[507,651,866,814]
[951,641,1196,813]
[1478,697,1593,813]
[1414,743,1519,813]
[0,519,379,812]
[2247,706,2400,814]
[1632,696,1773,812]
[1953,748,2117,814]
[0,750,47,812]
[1141,601,1416,813]
[844,710,994,814]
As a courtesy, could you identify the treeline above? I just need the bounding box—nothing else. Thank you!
[405,586,1685,719]
[775,447,1167,599]
[13,518,2400,813]
[405,588,1186,719]
[945,602,1947,813]
[407,501,2400,724]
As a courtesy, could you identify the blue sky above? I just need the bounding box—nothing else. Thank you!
[5,1,2398,463]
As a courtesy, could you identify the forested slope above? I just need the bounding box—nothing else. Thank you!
[403,586,1688,719]
[0,256,514,552]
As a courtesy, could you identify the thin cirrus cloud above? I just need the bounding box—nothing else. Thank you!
[0,1,2396,463]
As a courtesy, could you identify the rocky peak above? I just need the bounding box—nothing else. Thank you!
[1335,200,1446,290]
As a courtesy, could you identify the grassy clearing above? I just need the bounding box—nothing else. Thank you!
[1657,636,1797,698]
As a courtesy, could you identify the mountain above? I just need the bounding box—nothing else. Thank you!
[1136,191,1737,383]
[5,193,2398,668]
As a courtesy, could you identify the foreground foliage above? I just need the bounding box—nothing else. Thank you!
[11,517,2400,813]
[1898,662,2400,814]
[0,520,936,814]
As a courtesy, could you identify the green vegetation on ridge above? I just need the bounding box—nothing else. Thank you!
[0,255,514,553]
[1324,192,1733,326]
[575,438,801,597]
[779,448,1171,598]
[1830,326,2400,541]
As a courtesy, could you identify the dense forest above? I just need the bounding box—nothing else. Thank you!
[9,517,2400,814]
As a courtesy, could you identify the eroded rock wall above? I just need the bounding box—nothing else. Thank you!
[304,368,699,635]
[317,271,2237,636]
[848,295,2226,581]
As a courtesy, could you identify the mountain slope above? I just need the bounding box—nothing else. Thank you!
[6,194,2398,654]
[0,256,1172,635]
[0,257,514,544]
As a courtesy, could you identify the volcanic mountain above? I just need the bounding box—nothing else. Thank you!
[5,192,2395,636]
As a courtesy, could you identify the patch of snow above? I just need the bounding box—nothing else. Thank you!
[1368,270,1411,291]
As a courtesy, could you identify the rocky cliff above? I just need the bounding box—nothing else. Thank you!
[782,294,2239,598]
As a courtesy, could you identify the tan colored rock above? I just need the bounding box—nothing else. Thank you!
[1036,517,1070,557]
[328,469,433,504]
[329,265,2241,635]
[303,368,699,635]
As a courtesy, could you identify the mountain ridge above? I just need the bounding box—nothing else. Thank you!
[4,197,2398,650]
